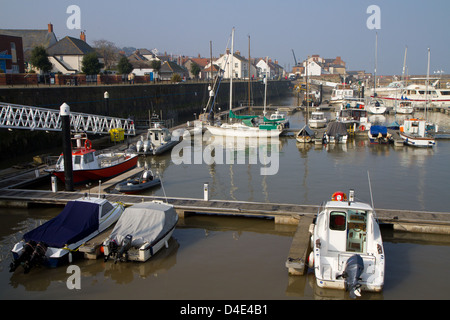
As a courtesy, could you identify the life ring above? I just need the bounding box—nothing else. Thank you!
[84,139,92,150]
[360,125,366,131]
[332,191,347,201]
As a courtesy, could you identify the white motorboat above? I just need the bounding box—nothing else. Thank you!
[10,196,124,273]
[382,84,450,108]
[330,85,354,105]
[103,201,178,263]
[400,118,436,147]
[267,110,289,128]
[366,98,386,114]
[309,111,327,128]
[309,190,385,298]
[137,122,180,155]
[395,100,414,114]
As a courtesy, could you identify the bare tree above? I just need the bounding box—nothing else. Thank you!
[93,39,119,70]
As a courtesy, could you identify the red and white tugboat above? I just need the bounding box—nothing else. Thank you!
[52,132,138,184]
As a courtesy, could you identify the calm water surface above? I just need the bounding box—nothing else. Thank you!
[1,100,450,300]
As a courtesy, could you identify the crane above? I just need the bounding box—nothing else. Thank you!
[291,49,298,66]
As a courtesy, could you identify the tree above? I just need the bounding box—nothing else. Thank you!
[93,39,118,70]
[190,62,201,79]
[117,56,133,75]
[30,46,52,75]
[81,52,103,75]
[171,73,182,83]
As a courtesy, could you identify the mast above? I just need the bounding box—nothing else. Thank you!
[426,48,430,119]
[229,27,234,112]
[401,46,407,83]
[374,32,377,96]
[263,57,269,115]
[248,35,251,109]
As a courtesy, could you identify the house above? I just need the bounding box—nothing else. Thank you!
[183,57,210,79]
[0,23,57,67]
[0,34,25,73]
[46,32,96,74]
[256,58,283,79]
[201,64,221,80]
[213,49,255,79]
[303,60,321,76]
[159,61,189,81]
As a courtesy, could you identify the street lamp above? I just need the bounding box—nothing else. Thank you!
[104,91,109,116]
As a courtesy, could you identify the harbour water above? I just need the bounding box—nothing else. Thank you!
[1,96,450,300]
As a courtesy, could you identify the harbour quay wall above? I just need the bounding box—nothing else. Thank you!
[0,80,292,121]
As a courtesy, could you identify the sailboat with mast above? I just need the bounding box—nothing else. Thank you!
[399,48,436,147]
[367,32,386,114]
[205,28,282,138]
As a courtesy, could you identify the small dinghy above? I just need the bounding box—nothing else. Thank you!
[10,197,124,273]
[309,189,385,298]
[103,201,178,263]
[114,169,161,194]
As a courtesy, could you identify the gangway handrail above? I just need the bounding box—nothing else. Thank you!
[0,102,135,136]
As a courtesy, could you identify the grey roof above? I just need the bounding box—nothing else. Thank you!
[0,29,57,59]
[46,36,94,55]
[160,61,188,74]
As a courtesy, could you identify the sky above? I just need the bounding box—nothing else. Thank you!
[2,0,449,76]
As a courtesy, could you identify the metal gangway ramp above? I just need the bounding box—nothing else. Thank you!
[0,102,135,136]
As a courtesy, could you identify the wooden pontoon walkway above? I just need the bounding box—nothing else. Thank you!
[1,166,450,276]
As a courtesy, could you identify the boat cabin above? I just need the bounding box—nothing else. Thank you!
[327,205,369,253]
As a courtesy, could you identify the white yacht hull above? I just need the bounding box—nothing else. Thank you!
[206,124,282,138]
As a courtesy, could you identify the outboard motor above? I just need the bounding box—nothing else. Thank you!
[23,242,48,274]
[115,234,133,264]
[104,239,119,262]
[337,254,364,299]
[9,240,36,272]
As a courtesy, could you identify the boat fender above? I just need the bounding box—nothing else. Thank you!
[332,191,347,201]
[308,251,314,269]
[84,139,92,150]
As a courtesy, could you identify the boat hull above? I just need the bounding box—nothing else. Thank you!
[53,154,138,184]
[115,178,161,194]
[206,124,281,138]
[400,132,435,147]
[122,224,176,262]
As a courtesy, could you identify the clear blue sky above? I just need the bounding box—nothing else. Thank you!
[2,0,449,76]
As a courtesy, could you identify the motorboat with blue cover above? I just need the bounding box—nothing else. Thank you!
[309,190,385,298]
[368,125,392,144]
[103,201,178,263]
[10,197,124,273]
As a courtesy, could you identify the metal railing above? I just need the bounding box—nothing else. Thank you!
[0,102,135,136]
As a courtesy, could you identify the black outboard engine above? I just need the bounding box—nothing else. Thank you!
[23,242,48,274]
[104,239,119,262]
[337,254,364,299]
[9,240,36,272]
[115,234,133,264]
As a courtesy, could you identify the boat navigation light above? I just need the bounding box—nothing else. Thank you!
[349,189,355,203]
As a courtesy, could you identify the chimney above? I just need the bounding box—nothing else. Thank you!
[48,23,53,33]
[80,31,86,42]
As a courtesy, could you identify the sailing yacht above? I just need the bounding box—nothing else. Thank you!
[205,28,282,138]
